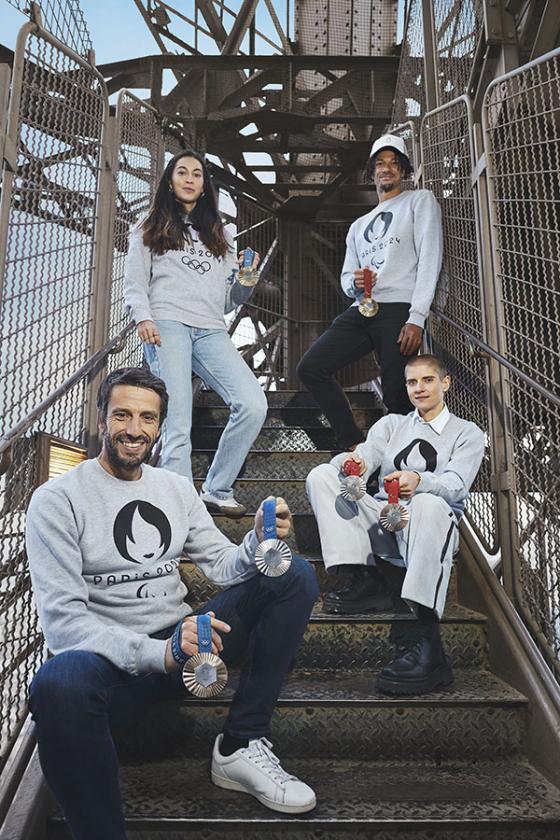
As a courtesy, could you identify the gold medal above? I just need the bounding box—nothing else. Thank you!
[358,267,378,318]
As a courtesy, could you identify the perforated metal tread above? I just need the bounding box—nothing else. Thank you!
[69,758,560,827]
[180,668,525,707]
[195,390,381,409]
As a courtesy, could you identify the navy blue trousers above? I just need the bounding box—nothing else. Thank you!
[29,556,318,840]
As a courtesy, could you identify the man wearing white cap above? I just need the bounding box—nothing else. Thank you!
[297,133,443,450]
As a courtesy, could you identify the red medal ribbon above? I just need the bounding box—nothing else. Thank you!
[384,477,400,504]
[363,267,372,298]
[343,458,361,477]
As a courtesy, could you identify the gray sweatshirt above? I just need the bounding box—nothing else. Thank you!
[25,459,260,675]
[331,406,485,519]
[340,189,443,329]
[123,218,254,329]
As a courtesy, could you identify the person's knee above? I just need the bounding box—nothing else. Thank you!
[296,350,320,387]
[30,651,109,724]
[306,462,337,496]
[232,386,267,428]
[409,493,449,518]
[288,555,320,605]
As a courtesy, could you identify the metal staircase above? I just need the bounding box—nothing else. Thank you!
[44,389,560,839]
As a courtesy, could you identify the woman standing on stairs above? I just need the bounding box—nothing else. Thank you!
[124,150,267,516]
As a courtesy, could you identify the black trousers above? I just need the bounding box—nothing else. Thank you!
[297,303,414,449]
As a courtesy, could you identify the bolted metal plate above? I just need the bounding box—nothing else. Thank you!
[113,670,522,765]
[97,758,560,824]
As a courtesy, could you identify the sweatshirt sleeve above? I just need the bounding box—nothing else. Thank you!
[123,218,154,325]
[407,191,443,329]
[330,415,398,481]
[224,230,256,313]
[415,423,485,505]
[25,487,168,675]
[182,485,260,585]
[340,221,360,299]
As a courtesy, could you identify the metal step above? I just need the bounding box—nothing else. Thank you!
[179,558,461,606]
[48,758,560,838]
[192,425,347,452]
[193,405,381,430]
[209,512,320,552]
[114,670,525,764]
[192,449,334,479]
[195,389,381,409]
[195,478,312,512]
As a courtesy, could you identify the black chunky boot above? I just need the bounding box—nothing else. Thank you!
[323,566,393,614]
[376,608,453,695]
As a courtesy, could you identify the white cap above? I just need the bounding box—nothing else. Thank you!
[369,133,409,161]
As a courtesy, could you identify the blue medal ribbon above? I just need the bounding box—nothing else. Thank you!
[242,247,254,269]
[262,498,277,540]
[197,614,212,654]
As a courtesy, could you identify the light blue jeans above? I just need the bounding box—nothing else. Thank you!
[144,320,267,498]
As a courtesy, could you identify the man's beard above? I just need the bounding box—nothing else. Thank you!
[377,179,396,193]
[103,432,155,471]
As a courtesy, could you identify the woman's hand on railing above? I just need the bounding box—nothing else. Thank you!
[137,319,162,346]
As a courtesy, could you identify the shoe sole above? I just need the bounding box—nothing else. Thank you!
[211,771,317,814]
[375,663,454,695]
[322,595,393,614]
[202,500,247,518]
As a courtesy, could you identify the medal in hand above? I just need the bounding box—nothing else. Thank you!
[358,267,379,317]
[182,614,228,698]
[379,478,410,532]
[255,497,292,577]
[339,457,367,501]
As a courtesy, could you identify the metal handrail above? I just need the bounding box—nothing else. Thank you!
[431,306,560,409]
[0,324,134,475]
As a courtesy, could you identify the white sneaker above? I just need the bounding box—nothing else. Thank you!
[200,487,247,517]
[211,735,316,814]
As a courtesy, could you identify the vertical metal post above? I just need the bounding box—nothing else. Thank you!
[421,0,439,112]
[281,218,302,389]
[84,110,119,455]
[0,63,12,192]
[472,121,519,597]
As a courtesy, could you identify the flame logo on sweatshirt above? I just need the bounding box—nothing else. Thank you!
[393,439,438,473]
[363,211,393,243]
[113,501,172,564]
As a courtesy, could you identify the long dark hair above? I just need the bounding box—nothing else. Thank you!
[142,150,230,258]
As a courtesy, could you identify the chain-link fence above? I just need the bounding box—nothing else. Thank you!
[422,96,498,553]
[483,47,560,675]
[5,0,93,58]
[0,19,107,765]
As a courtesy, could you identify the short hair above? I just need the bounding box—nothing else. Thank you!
[96,367,169,424]
[366,149,413,182]
[405,354,450,379]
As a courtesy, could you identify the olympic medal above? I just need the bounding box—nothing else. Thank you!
[238,247,259,287]
[379,503,410,532]
[182,652,228,698]
[358,297,379,317]
[182,614,228,698]
[255,537,292,576]
[340,473,367,501]
[255,498,292,577]
[379,477,410,532]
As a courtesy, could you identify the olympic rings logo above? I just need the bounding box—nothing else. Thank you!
[181,256,211,274]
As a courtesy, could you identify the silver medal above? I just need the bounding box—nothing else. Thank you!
[255,538,292,577]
